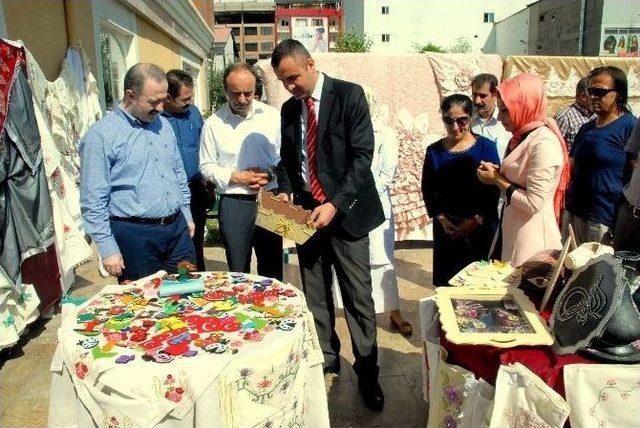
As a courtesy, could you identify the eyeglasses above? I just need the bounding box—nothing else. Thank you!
[442,116,470,126]
[587,87,616,97]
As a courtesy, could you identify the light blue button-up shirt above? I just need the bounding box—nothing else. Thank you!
[80,107,192,258]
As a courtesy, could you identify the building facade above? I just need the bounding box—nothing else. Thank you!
[213,26,237,70]
[0,0,215,112]
[274,1,343,53]
[213,0,342,63]
[213,0,275,64]
[488,0,640,57]
[485,6,530,56]
[343,0,530,53]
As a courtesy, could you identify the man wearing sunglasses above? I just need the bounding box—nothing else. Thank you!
[566,66,637,246]
[555,77,594,150]
[471,73,512,160]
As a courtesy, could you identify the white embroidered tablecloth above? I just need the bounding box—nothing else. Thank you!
[48,271,328,428]
[564,364,640,428]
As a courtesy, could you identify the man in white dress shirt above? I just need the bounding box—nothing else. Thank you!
[471,73,511,160]
[200,63,283,280]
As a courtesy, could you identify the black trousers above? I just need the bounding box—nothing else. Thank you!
[189,179,214,271]
[295,192,379,379]
[218,194,283,280]
[613,198,640,252]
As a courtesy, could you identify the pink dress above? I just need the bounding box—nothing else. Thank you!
[500,126,563,266]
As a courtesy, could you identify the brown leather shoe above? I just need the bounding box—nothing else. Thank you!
[390,316,413,337]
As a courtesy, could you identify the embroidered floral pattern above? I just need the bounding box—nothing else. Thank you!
[74,361,88,379]
[102,413,133,428]
[235,354,301,404]
[153,372,188,403]
[505,408,553,428]
[589,380,640,427]
[2,314,15,328]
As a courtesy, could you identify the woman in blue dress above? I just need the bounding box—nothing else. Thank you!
[422,94,501,286]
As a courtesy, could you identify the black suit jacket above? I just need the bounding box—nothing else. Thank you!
[276,75,384,238]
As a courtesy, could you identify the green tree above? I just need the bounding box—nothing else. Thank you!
[208,67,227,111]
[449,37,472,53]
[335,28,373,53]
[416,42,446,53]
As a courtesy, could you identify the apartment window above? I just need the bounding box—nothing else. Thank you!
[382,34,390,42]
[99,29,130,111]
[261,42,273,52]
[382,6,389,14]
[280,19,289,27]
[260,26,273,36]
[230,27,240,37]
[295,18,308,27]
[483,12,494,23]
[245,43,258,52]
[244,26,257,36]
[312,18,323,26]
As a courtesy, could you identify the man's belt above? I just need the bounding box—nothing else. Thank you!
[109,212,180,225]
[220,193,257,201]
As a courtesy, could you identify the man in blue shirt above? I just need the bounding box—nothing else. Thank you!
[80,63,196,282]
[162,69,212,271]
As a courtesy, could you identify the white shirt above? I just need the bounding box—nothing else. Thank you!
[300,72,325,191]
[199,100,281,195]
[471,107,512,161]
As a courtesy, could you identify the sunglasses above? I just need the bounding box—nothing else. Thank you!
[442,116,470,126]
[587,87,616,97]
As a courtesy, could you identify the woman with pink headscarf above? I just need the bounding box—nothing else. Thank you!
[477,73,569,266]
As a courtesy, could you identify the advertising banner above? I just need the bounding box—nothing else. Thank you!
[291,17,328,53]
[600,27,639,57]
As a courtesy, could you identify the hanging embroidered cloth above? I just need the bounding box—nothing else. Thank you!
[0,38,54,293]
[26,47,99,290]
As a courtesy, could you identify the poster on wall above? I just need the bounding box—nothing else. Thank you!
[600,27,639,57]
[291,17,328,53]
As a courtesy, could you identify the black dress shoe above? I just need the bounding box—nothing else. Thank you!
[358,379,384,411]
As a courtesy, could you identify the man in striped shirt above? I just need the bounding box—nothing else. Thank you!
[555,77,594,149]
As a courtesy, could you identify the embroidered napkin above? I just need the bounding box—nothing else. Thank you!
[489,363,569,428]
[564,363,640,428]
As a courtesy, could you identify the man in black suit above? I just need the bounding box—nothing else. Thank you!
[271,40,385,411]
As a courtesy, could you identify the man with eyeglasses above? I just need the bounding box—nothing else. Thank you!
[80,63,196,282]
[471,73,512,160]
[555,77,595,150]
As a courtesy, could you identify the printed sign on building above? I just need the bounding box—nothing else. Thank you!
[291,17,328,53]
[600,27,640,57]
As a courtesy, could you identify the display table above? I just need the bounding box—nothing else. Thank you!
[48,271,329,428]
